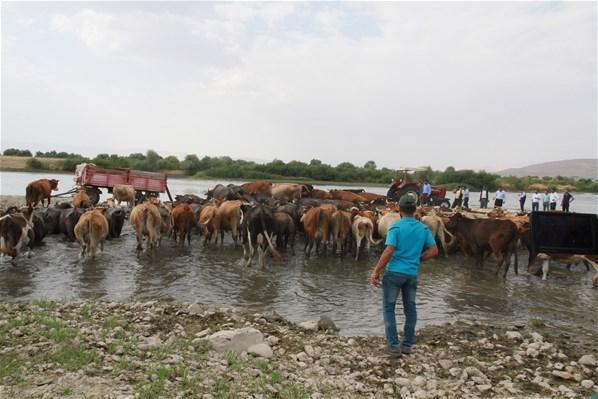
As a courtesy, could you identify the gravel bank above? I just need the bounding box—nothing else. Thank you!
[0,301,596,398]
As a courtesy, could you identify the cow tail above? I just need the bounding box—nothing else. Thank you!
[239,208,244,226]
[259,212,283,262]
[368,223,382,245]
[442,223,456,247]
[314,209,322,241]
[25,185,32,206]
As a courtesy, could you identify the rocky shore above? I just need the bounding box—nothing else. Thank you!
[0,301,596,398]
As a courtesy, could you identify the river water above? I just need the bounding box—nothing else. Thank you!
[1,171,597,342]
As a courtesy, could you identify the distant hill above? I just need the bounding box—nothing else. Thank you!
[498,159,597,179]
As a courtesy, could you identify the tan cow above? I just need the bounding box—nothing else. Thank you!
[215,200,244,245]
[241,181,272,196]
[377,212,401,239]
[421,215,455,257]
[271,183,303,201]
[199,203,219,245]
[74,208,109,259]
[309,189,332,199]
[72,188,91,208]
[172,204,194,245]
[301,207,331,257]
[129,198,162,251]
[113,184,136,208]
[352,214,381,260]
[158,203,173,245]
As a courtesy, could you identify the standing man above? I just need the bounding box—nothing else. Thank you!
[370,194,438,357]
[479,186,489,209]
[463,186,470,208]
[452,186,464,208]
[518,191,527,213]
[531,191,541,212]
[494,188,506,208]
[549,189,559,211]
[543,190,550,211]
[421,180,432,205]
[561,191,574,212]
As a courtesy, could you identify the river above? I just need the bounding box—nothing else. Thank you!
[1,171,597,343]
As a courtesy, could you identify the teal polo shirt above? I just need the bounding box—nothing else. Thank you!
[385,217,436,276]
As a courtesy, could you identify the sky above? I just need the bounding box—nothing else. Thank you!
[1,2,596,171]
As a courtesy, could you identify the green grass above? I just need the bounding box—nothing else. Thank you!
[530,317,545,328]
[0,353,22,381]
[102,315,121,330]
[52,346,96,370]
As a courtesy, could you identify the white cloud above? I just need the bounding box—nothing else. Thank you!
[2,2,596,170]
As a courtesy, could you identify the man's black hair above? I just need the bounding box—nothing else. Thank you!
[400,205,416,215]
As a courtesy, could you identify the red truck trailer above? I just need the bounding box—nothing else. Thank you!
[73,163,172,205]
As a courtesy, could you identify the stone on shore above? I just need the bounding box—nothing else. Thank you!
[207,327,264,354]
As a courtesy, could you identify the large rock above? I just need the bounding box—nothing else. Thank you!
[138,335,162,350]
[578,354,596,367]
[247,343,273,358]
[207,327,264,354]
[298,320,318,331]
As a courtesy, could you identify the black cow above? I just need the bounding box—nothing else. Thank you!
[241,204,283,267]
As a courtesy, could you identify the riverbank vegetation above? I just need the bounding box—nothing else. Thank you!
[2,148,597,192]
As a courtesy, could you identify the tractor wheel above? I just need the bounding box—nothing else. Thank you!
[387,186,399,202]
[439,199,451,209]
[85,187,101,205]
[135,191,146,205]
[393,184,420,204]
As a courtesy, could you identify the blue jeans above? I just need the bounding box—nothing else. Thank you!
[382,271,418,348]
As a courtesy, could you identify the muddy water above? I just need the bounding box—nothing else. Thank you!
[1,223,597,342]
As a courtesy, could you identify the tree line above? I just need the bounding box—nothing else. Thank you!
[3,148,597,192]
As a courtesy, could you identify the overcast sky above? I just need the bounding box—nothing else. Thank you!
[2,2,596,171]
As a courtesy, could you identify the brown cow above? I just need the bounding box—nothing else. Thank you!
[0,207,34,260]
[72,188,91,208]
[309,189,332,199]
[241,181,272,196]
[215,200,244,245]
[329,189,366,204]
[172,204,194,246]
[129,198,162,251]
[446,213,518,277]
[301,207,331,257]
[113,184,135,208]
[359,192,387,203]
[74,208,109,259]
[26,179,59,207]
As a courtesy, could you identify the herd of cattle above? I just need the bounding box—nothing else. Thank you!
[1,179,597,285]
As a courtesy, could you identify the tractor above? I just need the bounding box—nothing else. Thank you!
[386,169,451,208]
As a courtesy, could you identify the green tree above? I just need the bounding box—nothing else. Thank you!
[363,160,377,169]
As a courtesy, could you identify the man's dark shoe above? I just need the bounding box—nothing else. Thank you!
[384,346,402,357]
[400,345,412,355]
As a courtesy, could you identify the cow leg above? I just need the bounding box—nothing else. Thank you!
[354,236,362,261]
[306,239,314,259]
[187,228,191,246]
[257,234,265,268]
[438,231,448,258]
[542,259,550,280]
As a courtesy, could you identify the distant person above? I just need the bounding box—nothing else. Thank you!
[542,191,550,211]
[494,188,506,208]
[479,186,489,209]
[549,189,559,211]
[463,186,470,208]
[531,191,541,212]
[518,191,527,213]
[452,186,463,208]
[421,180,432,205]
[561,191,574,212]
[370,194,438,357]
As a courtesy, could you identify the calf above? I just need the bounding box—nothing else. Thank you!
[272,212,296,253]
[199,204,219,245]
[26,178,59,207]
[130,199,162,251]
[330,210,352,255]
[0,207,34,260]
[60,208,85,241]
[172,204,194,245]
[106,207,126,239]
[74,209,109,259]
[446,213,518,277]
[72,188,91,208]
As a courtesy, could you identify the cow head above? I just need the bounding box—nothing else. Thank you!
[50,179,59,190]
[446,213,463,229]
